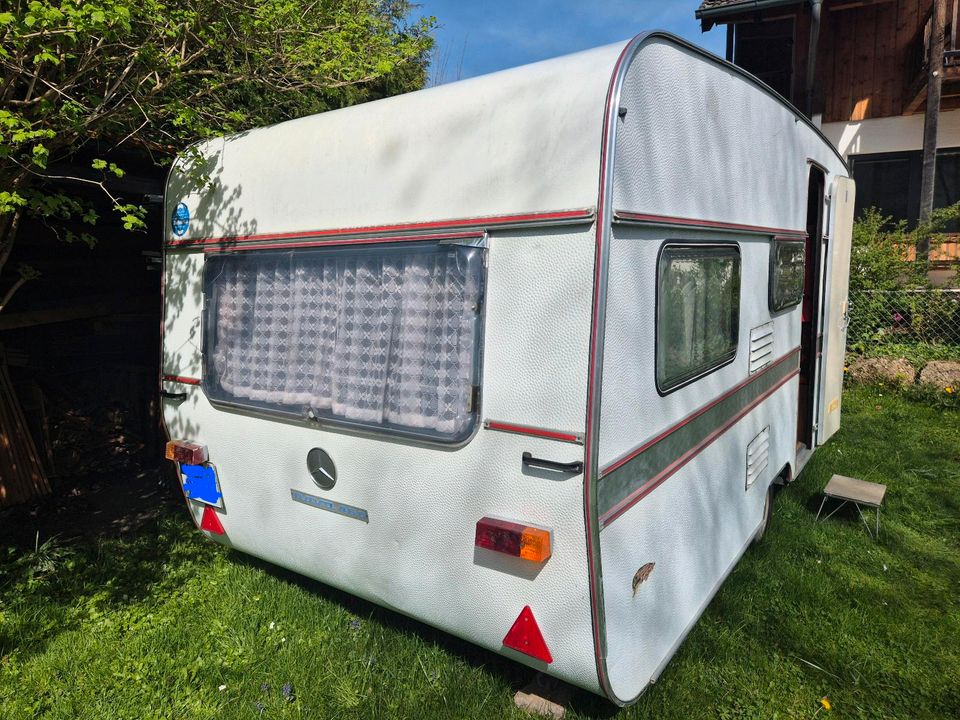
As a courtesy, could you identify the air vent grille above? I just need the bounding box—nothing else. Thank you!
[749,322,775,374]
[746,427,770,489]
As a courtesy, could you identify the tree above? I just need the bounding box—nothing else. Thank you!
[0,0,435,311]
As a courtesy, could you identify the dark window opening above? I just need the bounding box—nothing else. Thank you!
[733,19,795,101]
[849,148,960,230]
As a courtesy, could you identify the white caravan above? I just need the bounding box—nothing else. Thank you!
[161,32,854,704]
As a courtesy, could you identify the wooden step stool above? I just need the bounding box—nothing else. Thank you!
[816,474,887,539]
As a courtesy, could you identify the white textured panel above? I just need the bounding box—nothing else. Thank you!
[162,225,599,693]
[745,426,770,489]
[162,252,204,379]
[481,226,594,433]
[749,321,775,374]
[612,38,847,231]
[600,228,793,470]
[600,383,797,701]
[597,36,846,703]
[166,41,627,241]
[818,176,856,444]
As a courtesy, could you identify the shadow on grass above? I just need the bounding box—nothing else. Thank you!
[228,551,621,717]
[0,482,213,666]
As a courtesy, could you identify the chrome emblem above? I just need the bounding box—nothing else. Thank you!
[306,447,337,490]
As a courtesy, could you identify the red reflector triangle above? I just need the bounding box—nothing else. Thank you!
[502,605,553,664]
[200,505,225,535]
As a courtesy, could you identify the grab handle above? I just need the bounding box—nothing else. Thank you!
[522,451,583,474]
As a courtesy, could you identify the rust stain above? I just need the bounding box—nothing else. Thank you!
[632,562,656,595]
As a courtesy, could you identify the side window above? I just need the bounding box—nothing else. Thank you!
[656,244,741,393]
[202,240,486,443]
[769,239,805,312]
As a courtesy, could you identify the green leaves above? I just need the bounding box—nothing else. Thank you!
[0,0,435,311]
[0,191,27,215]
[91,159,125,178]
[116,203,147,231]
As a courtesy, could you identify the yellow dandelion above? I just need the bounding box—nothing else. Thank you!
[946,386,954,394]
[820,697,832,711]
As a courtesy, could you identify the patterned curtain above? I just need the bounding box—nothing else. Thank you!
[206,243,484,438]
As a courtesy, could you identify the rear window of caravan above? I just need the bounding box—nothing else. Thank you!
[656,244,741,393]
[201,240,486,443]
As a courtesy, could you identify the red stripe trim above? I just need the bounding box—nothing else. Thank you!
[483,420,583,445]
[614,210,807,239]
[162,375,201,385]
[166,208,595,248]
[601,347,800,477]
[201,231,484,254]
[599,368,800,527]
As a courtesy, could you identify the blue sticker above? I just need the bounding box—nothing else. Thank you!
[171,202,190,237]
[181,464,222,505]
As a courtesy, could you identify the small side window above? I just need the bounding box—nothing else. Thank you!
[656,244,741,393]
[769,239,805,312]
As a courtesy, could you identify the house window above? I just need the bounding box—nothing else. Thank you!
[656,244,741,393]
[733,19,795,102]
[769,239,805,312]
[202,240,486,443]
[849,148,960,230]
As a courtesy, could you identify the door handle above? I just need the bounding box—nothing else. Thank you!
[160,390,188,401]
[522,452,583,474]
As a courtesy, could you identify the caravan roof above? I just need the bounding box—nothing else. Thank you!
[167,41,628,242]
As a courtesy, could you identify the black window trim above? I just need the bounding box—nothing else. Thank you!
[768,237,806,314]
[655,241,742,396]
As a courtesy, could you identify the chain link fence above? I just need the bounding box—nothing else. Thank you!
[847,288,960,359]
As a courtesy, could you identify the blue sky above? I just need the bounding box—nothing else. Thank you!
[416,1,725,84]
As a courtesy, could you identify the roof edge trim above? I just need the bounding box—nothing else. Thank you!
[695,0,805,21]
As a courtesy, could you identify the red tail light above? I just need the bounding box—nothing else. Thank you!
[475,517,552,562]
[503,606,553,663]
[165,440,208,465]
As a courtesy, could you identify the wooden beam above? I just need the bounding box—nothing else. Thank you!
[0,296,154,331]
[828,0,896,12]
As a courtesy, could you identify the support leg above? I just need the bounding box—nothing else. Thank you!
[815,495,828,522]
[856,503,873,538]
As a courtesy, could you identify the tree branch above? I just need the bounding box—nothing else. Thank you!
[0,275,30,314]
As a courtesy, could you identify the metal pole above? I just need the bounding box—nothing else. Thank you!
[806,0,823,118]
[919,0,947,254]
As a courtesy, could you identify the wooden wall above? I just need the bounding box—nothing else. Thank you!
[722,0,950,122]
[817,0,934,122]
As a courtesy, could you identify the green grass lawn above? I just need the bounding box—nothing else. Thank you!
[1,385,958,719]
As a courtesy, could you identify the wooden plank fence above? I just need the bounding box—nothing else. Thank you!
[0,346,51,508]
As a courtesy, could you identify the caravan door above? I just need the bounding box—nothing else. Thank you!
[818,175,855,445]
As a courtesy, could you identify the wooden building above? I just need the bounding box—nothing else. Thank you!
[696,0,960,245]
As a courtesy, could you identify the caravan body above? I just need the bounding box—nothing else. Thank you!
[161,32,854,704]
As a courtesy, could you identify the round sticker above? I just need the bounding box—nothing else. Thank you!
[171,202,190,237]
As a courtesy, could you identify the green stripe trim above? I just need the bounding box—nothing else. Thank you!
[598,349,800,523]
